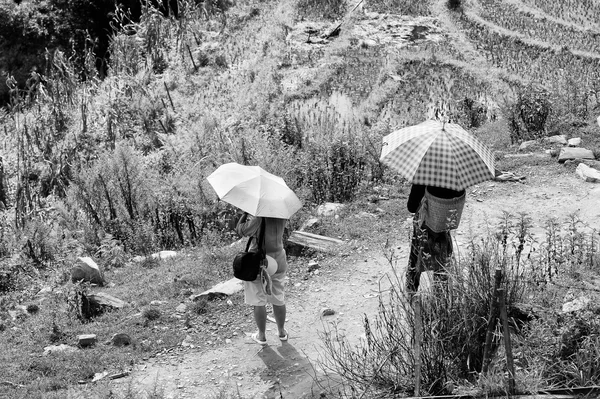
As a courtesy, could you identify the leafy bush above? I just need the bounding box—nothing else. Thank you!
[318,215,534,396]
[502,84,552,143]
[301,138,366,204]
[296,0,346,21]
[365,0,432,15]
[447,0,462,11]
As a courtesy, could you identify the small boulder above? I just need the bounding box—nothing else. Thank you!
[558,147,595,163]
[78,334,97,348]
[109,333,132,347]
[43,344,77,356]
[562,295,591,313]
[71,257,105,286]
[544,134,567,145]
[576,163,600,183]
[320,307,335,317]
[567,137,581,147]
[316,202,345,217]
[80,292,127,320]
[151,250,177,260]
[519,140,536,151]
[307,261,320,272]
[300,218,320,231]
[176,303,188,313]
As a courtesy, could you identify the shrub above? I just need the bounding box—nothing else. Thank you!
[296,0,346,21]
[502,84,552,143]
[447,0,462,11]
[318,215,532,396]
[300,138,366,204]
[142,307,161,321]
[365,0,431,15]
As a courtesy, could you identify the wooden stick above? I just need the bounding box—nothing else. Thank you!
[482,268,503,374]
[164,82,175,111]
[499,288,516,394]
[413,294,423,396]
[186,44,198,71]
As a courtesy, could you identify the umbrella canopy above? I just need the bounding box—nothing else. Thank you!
[206,162,302,219]
[380,120,495,190]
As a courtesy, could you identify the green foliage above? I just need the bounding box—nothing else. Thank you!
[301,138,366,204]
[296,0,346,21]
[142,307,161,321]
[447,0,462,11]
[365,0,432,15]
[501,84,552,144]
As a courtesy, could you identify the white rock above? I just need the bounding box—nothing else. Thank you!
[519,140,536,150]
[307,261,320,272]
[567,137,581,147]
[316,202,345,217]
[151,250,177,260]
[176,303,188,313]
[562,296,591,313]
[544,134,567,145]
[558,147,595,163]
[576,163,600,183]
[92,371,109,382]
[43,344,77,356]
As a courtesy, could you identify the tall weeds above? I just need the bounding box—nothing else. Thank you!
[318,213,600,396]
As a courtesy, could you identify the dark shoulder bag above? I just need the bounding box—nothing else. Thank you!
[233,218,265,281]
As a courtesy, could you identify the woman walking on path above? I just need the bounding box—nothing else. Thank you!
[406,184,465,294]
[236,212,289,345]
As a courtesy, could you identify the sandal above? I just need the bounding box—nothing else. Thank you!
[279,331,288,341]
[250,332,267,345]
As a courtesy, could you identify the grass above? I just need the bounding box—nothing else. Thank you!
[0,247,257,399]
[316,212,600,397]
[1,0,600,397]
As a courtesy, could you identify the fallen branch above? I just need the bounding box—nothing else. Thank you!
[1,381,25,388]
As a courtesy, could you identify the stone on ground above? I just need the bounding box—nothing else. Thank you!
[71,257,105,286]
[558,147,595,163]
[576,163,600,183]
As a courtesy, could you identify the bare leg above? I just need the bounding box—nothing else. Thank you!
[253,305,267,342]
[272,304,287,338]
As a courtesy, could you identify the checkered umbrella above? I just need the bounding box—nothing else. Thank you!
[380,120,495,190]
[207,162,302,218]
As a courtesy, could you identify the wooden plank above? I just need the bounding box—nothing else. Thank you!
[499,288,516,394]
[287,231,344,253]
[482,268,503,373]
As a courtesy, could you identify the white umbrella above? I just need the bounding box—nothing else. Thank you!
[206,162,302,219]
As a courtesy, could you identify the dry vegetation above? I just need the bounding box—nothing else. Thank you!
[1,0,600,397]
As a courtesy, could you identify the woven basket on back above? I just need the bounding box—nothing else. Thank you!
[418,188,466,233]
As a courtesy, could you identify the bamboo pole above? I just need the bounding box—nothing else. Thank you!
[482,268,503,374]
[186,45,198,71]
[499,288,516,394]
[413,295,423,396]
[164,82,175,111]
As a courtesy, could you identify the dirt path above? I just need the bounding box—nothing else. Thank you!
[113,241,398,399]
[110,161,599,399]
